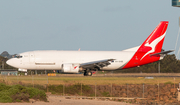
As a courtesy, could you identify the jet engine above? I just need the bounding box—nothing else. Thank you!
[61,63,79,73]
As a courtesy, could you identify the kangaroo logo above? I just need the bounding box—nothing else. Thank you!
[74,66,78,70]
[140,32,166,60]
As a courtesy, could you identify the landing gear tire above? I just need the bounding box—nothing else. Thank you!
[87,71,92,76]
[84,70,92,76]
[84,71,87,76]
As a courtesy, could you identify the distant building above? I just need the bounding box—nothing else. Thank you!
[0,70,18,75]
[172,0,180,7]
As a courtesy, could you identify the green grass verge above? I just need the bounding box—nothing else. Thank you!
[3,75,180,85]
[0,83,47,103]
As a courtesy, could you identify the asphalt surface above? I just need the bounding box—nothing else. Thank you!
[55,73,180,77]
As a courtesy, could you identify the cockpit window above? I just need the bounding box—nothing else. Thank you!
[14,55,23,58]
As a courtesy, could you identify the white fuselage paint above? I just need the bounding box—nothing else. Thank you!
[7,50,136,71]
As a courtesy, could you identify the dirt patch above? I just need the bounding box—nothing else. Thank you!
[2,95,137,105]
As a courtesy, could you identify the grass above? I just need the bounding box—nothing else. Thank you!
[0,75,179,85]
[164,81,174,85]
[48,84,63,94]
[0,83,47,103]
[101,92,110,97]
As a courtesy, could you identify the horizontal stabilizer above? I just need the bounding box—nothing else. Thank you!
[150,50,174,56]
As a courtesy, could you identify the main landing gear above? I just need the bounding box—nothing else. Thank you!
[84,69,92,76]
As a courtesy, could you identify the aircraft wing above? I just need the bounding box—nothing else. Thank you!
[150,50,174,56]
[80,59,115,69]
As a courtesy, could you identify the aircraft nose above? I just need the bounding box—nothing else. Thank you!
[6,58,16,67]
[6,59,13,66]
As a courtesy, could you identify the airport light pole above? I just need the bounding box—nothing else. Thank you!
[158,61,160,73]
[176,17,180,59]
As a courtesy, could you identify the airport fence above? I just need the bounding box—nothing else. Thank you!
[0,75,179,104]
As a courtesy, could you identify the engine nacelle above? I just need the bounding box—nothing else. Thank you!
[61,63,79,73]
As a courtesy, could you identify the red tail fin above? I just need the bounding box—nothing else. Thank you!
[123,21,169,69]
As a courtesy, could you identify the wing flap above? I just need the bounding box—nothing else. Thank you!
[80,59,115,69]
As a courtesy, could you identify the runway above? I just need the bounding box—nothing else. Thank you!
[55,73,180,77]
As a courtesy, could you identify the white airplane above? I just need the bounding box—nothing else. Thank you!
[6,21,173,76]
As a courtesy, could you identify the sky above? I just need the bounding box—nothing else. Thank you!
[0,0,180,56]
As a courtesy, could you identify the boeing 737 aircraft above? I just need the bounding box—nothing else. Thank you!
[6,21,173,76]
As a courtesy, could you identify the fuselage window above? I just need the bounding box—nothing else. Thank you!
[24,55,28,57]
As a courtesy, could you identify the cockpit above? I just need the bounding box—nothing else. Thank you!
[13,55,23,59]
